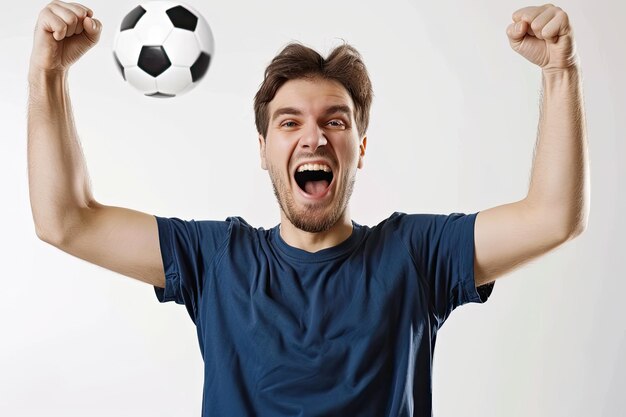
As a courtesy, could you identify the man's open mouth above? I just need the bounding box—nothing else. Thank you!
[294,163,334,197]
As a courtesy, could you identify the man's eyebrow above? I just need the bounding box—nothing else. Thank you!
[271,104,353,122]
[323,104,352,119]
[271,107,302,122]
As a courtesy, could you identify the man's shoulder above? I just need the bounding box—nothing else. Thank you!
[193,216,266,232]
[358,212,413,244]
[370,211,472,230]
[367,211,430,231]
[364,211,471,244]
[169,216,270,250]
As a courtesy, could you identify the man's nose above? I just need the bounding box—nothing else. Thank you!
[298,123,328,152]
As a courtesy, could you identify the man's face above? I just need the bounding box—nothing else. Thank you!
[259,77,367,233]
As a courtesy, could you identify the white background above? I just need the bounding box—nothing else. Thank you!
[1,0,624,416]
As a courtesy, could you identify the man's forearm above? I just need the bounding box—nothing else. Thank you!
[525,65,590,237]
[27,70,95,240]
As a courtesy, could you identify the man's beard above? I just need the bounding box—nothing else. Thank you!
[267,164,355,233]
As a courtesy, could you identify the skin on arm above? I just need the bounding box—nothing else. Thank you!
[28,1,166,288]
[473,4,590,287]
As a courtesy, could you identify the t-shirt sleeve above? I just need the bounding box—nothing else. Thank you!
[397,212,495,326]
[153,215,230,322]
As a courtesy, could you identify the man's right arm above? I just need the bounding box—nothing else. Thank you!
[28,1,165,288]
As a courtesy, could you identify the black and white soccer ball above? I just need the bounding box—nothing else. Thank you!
[113,1,214,98]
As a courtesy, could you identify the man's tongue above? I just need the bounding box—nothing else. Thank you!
[304,180,329,197]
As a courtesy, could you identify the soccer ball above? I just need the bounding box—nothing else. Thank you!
[112,1,214,98]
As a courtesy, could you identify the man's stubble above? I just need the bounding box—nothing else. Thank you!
[267,162,356,233]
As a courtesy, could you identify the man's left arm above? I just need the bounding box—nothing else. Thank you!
[474,4,590,287]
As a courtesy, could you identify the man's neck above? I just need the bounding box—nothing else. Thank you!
[279,210,353,253]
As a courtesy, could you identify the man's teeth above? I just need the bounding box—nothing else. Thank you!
[297,163,331,173]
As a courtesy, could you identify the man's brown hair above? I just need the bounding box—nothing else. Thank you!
[254,42,373,140]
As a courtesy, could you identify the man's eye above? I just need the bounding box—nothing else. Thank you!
[328,120,345,127]
[281,121,297,128]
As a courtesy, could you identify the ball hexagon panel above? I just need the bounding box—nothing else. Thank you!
[125,66,157,94]
[156,66,193,95]
[113,29,143,67]
[113,53,126,80]
[194,12,214,54]
[163,28,201,67]
[132,5,174,45]
[141,1,174,12]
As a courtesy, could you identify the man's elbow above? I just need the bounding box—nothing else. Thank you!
[563,217,588,242]
[34,222,67,248]
[552,202,589,243]
[568,194,590,240]
[526,197,589,244]
[572,222,587,238]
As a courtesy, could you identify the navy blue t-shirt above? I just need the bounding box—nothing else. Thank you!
[154,212,494,417]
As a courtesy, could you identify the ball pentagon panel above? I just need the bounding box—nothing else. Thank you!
[166,5,198,31]
[120,5,146,31]
[137,45,172,77]
[190,52,211,82]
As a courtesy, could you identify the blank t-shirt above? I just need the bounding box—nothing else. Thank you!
[154,212,494,417]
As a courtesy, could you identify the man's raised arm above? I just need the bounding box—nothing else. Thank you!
[28,1,166,288]
[472,4,590,286]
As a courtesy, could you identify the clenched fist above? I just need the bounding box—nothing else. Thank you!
[29,0,102,75]
[506,4,578,72]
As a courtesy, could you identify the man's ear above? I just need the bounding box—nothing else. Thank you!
[258,134,268,170]
[357,136,367,169]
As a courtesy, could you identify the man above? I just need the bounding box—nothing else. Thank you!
[28,1,589,416]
